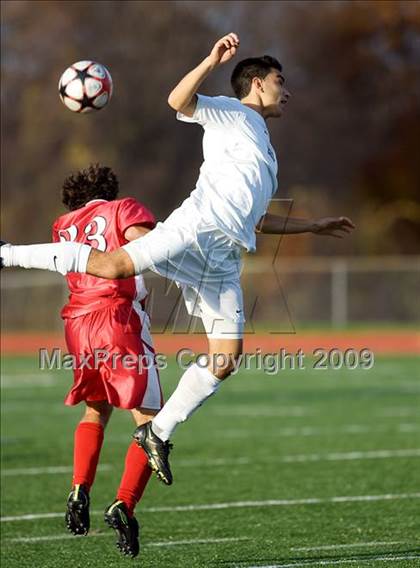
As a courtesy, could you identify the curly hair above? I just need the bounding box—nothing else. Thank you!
[62,164,119,211]
[231,55,283,99]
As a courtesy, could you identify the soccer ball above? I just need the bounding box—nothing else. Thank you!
[58,60,113,113]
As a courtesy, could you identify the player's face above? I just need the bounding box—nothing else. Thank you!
[261,70,290,118]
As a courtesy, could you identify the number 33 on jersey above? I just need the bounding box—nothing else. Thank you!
[58,215,108,251]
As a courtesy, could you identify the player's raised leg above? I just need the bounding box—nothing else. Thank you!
[0,240,135,279]
[134,336,242,485]
[66,400,113,536]
[104,408,157,558]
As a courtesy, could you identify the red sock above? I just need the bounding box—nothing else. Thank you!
[117,442,152,516]
[72,421,104,490]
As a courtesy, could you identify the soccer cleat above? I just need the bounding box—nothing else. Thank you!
[65,484,90,536]
[132,422,173,486]
[104,500,140,558]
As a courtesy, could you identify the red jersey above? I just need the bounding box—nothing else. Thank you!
[52,198,156,319]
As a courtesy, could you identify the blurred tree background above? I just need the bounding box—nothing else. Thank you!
[2,0,420,256]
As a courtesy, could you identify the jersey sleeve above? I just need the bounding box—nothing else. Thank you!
[176,94,241,127]
[117,197,156,236]
[52,220,60,243]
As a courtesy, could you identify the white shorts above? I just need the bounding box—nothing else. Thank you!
[123,219,245,339]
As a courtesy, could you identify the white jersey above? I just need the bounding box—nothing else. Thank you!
[176,94,278,253]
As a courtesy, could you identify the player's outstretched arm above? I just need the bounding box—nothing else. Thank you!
[167,32,240,117]
[257,213,355,238]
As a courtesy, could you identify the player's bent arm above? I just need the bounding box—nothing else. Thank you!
[257,213,355,238]
[167,62,209,116]
[168,33,239,116]
[87,248,136,279]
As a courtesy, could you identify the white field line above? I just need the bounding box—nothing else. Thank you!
[291,541,406,551]
[6,534,248,546]
[218,423,420,439]
[105,422,420,444]
[1,405,69,415]
[1,464,112,476]
[2,512,65,522]
[2,492,419,522]
[378,408,420,418]
[2,448,420,477]
[146,536,248,547]
[244,555,420,568]
[398,423,420,432]
[175,448,420,467]
[212,406,311,417]
[8,533,111,543]
[1,374,57,389]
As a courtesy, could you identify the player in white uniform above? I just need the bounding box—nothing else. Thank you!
[1,33,354,485]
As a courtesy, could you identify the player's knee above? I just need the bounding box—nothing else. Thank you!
[83,401,113,427]
[214,365,234,380]
[207,338,243,379]
[212,350,243,380]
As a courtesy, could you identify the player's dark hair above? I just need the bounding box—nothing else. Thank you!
[62,163,119,211]
[231,55,283,99]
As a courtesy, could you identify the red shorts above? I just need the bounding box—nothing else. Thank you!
[64,301,163,410]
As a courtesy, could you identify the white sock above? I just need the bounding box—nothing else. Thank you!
[152,363,222,441]
[1,242,91,275]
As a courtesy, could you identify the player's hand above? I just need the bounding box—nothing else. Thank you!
[312,217,355,238]
[208,33,240,67]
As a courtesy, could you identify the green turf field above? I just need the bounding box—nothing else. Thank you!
[1,355,420,567]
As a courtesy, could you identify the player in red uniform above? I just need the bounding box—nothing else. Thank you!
[53,164,160,558]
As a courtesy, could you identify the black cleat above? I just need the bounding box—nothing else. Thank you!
[133,422,173,486]
[104,500,140,558]
[65,484,90,536]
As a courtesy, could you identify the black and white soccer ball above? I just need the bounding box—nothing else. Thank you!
[58,60,113,113]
